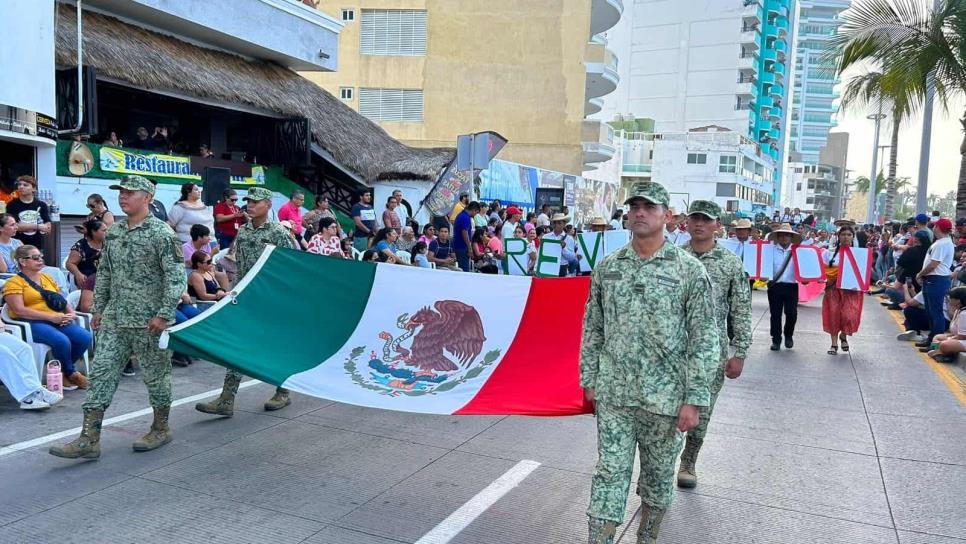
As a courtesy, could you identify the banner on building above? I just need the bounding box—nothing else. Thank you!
[99,147,265,185]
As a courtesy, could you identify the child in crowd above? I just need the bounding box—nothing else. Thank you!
[927,287,966,363]
[362,250,380,263]
[412,242,431,268]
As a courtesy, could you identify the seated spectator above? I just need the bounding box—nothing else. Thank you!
[188,252,228,302]
[65,218,105,288]
[428,225,459,271]
[172,292,202,367]
[418,224,437,245]
[471,229,499,274]
[896,280,938,344]
[340,238,353,258]
[279,220,306,250]
[928,286,966,362]
[84,194,115,228]
[396,226,417,253]
[0,213,23,273]
[183,224,215,268]
[412,241,431,268]
[0,332,63,409]
[102,131,123,148]
[306,217,345,258]
[3,245,91,390]
[76,273,94,313]
[487,227,504,257]
[371,227,399,264]
[362,250,380,263]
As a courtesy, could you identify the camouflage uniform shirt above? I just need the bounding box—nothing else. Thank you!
[684,242,753,359]
[580,241,720,415]
[234,220,295,281]
[92,216,185,326]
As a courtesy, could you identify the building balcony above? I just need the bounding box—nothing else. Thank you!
[769,84,784,98]
[582,120,616,166]
[739,29,760,45]
[743,0,763,21]
[585,96,604,116]
[590,0,624,37]
[774,39,787,53]
[757,95,774,109]
[738,55,757,71]
[737,82,758,98]
[760,71,776,85]
[622,163,653,174]
[585,42,620,99]
[769,127,781,139]
[762,48,777,62]
[83,0,342,71]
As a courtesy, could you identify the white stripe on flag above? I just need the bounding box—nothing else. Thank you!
[415,459,541,543]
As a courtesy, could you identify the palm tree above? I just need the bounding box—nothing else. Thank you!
[837,71,914,221]
[853,172,911,195]
[830,0,966,216]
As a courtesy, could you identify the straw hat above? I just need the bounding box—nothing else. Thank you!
[732,218,753,229]
[550,213,569,223]
[833,218,857,227]
[588,216,607,227]
[68,142,94,176]
[767,223,802,244]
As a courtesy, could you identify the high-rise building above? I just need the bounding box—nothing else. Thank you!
[597,0,793,213]
[787,0,849,164]
[784,131,850,223]
[307,0,623,177]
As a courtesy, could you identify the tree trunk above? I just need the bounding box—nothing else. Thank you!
[958,115,966,219]
[884,117,899,220]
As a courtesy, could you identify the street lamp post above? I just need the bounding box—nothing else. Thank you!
[866,104,887,224]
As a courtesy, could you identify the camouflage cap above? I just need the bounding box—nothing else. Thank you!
[109,175,155,194]
[688,199,721,220]
[243,187,273,202]
[623,181,670,207]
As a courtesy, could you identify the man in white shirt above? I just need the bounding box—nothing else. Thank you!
[542,213,579,276]
[664,210,691,246]
[392,189,409,228]
[766,223,801,351]
[536,204,552,228]
[501,206,522,240]
[915,217,955,345]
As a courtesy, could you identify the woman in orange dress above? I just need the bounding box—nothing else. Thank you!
[822,225,864,354]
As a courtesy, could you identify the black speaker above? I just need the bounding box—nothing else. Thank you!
[203,167,231,206]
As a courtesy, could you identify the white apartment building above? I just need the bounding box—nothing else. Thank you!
[618,127,775,215]
[596,0,793,210]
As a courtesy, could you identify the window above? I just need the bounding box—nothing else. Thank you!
[648,150,653,159]
[358,88,424,122]
[718,155,738,173]
[339,87,354,101]
[716,183,736,197]
[796,183,802,190]
[341,9,354,21]
[686,153,707,165]
[360,9,427,56]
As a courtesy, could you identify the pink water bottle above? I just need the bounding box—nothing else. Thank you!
[46,360,63,396]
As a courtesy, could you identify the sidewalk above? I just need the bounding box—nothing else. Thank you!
[0,292,963,543]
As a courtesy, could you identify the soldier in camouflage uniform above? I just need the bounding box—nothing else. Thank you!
[196,186,295,417]
[50,176,186,460]
[581,182,720,544]
[677,200,752,489]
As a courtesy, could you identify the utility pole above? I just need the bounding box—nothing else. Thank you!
[916,0,941,213]
[866,102,887,224]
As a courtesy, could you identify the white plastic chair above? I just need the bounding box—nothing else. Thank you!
[352,247,363,260]
[42,267,72,297]
[396,250,412,265]
[66,290,95,335]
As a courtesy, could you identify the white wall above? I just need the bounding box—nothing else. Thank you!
[0,0,56,117]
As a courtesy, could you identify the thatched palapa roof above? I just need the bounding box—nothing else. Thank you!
[55,7,454,183]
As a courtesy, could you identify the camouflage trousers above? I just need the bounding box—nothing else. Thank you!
[588,404,684,522]
[83,326,172,411]
[688,359,727,444]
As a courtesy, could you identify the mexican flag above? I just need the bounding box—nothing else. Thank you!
[164,247,593,416]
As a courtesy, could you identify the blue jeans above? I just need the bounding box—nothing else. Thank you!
[456,249,470,272]
[884,287,904,306]
[25,320,92,375]
[215,232,235,249]
[922,275,952,338]
[175,303,203,325]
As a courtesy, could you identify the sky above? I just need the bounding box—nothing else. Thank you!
[832,90,963,199]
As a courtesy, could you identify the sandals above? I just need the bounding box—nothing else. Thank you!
[828,345,838,355]
[840,334,850,352]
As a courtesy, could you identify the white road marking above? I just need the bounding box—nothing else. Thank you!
[415,459,542,544]
[0,380,261,457]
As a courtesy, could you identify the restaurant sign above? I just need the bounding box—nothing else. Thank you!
[99,147,265,185]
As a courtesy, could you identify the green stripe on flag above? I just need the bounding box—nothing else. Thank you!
[168,248,375,386]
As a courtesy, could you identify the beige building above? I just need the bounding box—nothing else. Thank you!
[305,0,622,176]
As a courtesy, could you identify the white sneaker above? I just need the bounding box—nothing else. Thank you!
[39,387,63,406]
[896,330,921,342]
[19,391,51,410]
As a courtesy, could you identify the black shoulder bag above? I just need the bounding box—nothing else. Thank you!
[17,272,68,312]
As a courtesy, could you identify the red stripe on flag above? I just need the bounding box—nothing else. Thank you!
[455,276,595,416]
